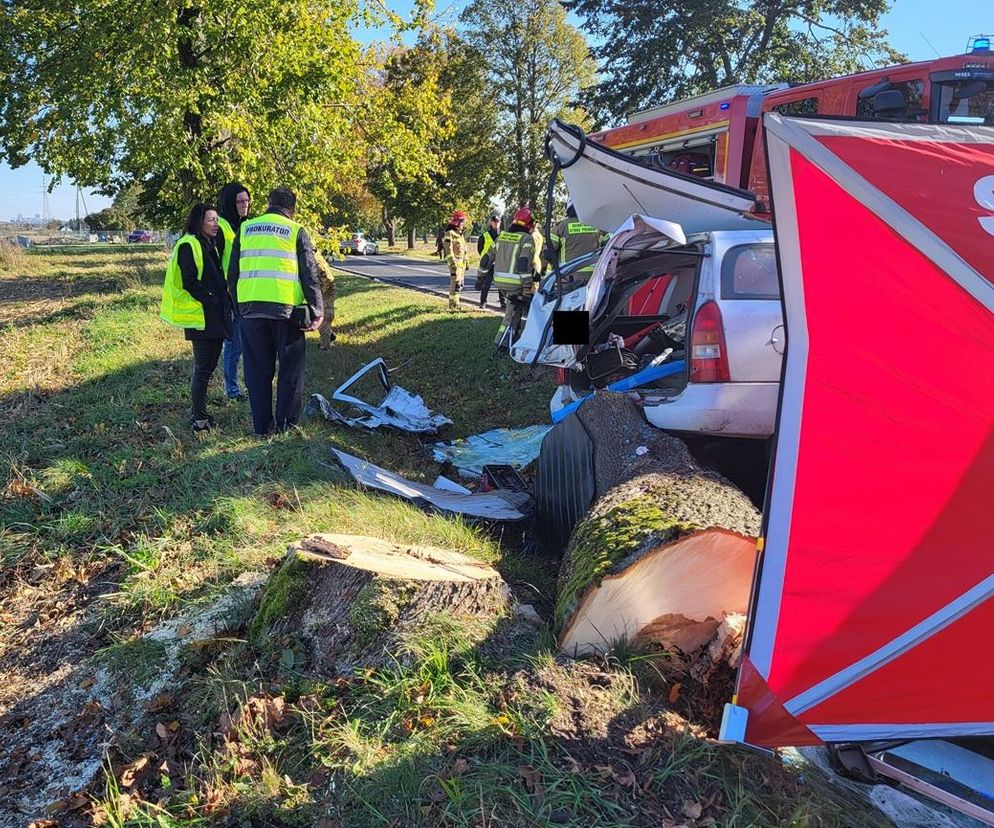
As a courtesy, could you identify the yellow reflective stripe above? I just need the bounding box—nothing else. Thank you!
[567,222,599,235]
[237,214,304,306]
[241,248,296,260]
[239,269,301,282]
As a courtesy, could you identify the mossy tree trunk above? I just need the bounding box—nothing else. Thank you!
[251,534,510,676]
[553,396,761,660]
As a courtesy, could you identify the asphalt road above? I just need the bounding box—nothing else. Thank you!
[332,253,505,313]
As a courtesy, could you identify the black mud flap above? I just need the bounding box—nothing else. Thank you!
[533,413,596,554]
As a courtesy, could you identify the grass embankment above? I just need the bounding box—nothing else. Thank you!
[0,245,883,827]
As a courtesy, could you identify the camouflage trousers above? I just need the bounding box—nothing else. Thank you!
[318,278,337,349]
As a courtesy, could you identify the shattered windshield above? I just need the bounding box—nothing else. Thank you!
[935,80,994,124]
[541,251,601,299]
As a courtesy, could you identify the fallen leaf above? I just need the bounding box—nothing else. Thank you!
[235,757,258,776]
[614,768,638,790]
[145,693,173,713]
[46,792,89,814]
[176,623,191,637]
[682,801,703,820]
[166,719,180,732]
[79,677,96,690]
[449,758,469,776]
[669,683,683,703]
[119,755,151,788]
[516,765,544,804]
[155,722,169,739]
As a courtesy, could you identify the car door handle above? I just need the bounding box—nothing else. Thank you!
[768,325,786,354]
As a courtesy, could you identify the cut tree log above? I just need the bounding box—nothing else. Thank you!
[554,393,761,659]
[251,534,511,675]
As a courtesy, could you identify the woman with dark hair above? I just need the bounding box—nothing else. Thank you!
[216,182,251,399]
[159,203,233,431]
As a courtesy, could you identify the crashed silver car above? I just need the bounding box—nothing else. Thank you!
[511,215,783,439]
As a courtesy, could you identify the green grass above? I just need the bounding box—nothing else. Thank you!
[1,248,887,828]
[1,247,550,624]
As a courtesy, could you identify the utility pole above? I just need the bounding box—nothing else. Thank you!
[40,174,51,223]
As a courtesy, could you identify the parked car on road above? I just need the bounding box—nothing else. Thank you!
[340,232,380,255]
[511,216,783,439]
[128,229,153,243]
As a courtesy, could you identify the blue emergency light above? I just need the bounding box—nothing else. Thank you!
[968,34,992,53]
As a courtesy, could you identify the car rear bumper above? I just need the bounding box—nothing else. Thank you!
[643,382,779,438]
[550,381,778,438]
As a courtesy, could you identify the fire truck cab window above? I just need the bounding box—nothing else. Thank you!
[773,97,819,116]
[856,80,924,121]
[639,145,715,179]
[935,79,994,125]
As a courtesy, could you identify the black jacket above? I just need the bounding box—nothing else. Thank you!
[477,226,498,254]
[226,207,324,322]
[179,235,234,341]
[215,182,249,274]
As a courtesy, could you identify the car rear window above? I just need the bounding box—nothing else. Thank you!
[720,245,779,300]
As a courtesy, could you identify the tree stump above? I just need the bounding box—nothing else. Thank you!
[251,534,511,676]
[554,395,761,659]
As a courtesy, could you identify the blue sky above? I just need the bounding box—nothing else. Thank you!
[0,0,987,221]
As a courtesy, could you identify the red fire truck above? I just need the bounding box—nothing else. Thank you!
[588,39,994,211]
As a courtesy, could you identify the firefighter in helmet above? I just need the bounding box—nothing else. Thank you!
[443,209,469,310]
[492,206,544,347]
[545,201,607,281]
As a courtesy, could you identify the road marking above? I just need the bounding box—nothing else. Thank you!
[393,263,449,276]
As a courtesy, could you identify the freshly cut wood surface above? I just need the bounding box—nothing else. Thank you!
[252,534,510,675]
[554,395,760,660]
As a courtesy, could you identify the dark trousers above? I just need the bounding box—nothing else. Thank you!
[478,269,494,305]
[190,339,223,421]
[241,316,306,435]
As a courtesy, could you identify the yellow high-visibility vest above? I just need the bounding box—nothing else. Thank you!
[493,230,535,287]
[550,219,604,266]
[217,216,236,277]
[479,228,497,258]
[159,234,206,330]
[236,213,304,307]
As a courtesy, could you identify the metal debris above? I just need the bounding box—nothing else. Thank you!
[331,448,532,522]
[306,358,452,433]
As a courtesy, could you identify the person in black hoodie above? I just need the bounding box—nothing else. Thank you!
[216,182,252,399]
[176,204,234,430]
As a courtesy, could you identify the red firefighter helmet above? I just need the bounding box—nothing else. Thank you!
[451,209,468,225]
[512,207,534,229]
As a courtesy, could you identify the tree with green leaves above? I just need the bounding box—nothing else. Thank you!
[460,0,596,215]
[0,0,386,227]
[364,29,504,248]
[565,0,904,122]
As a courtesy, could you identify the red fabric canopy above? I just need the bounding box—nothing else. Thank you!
[736,116,994,746]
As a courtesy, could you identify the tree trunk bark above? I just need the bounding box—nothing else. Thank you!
[406,224,415,249]
[251,534,510,676]
[552,394,760,661]
[382,205,395,247]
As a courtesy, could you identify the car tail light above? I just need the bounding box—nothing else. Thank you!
[555,368,569,386]
[690,300,730,383]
